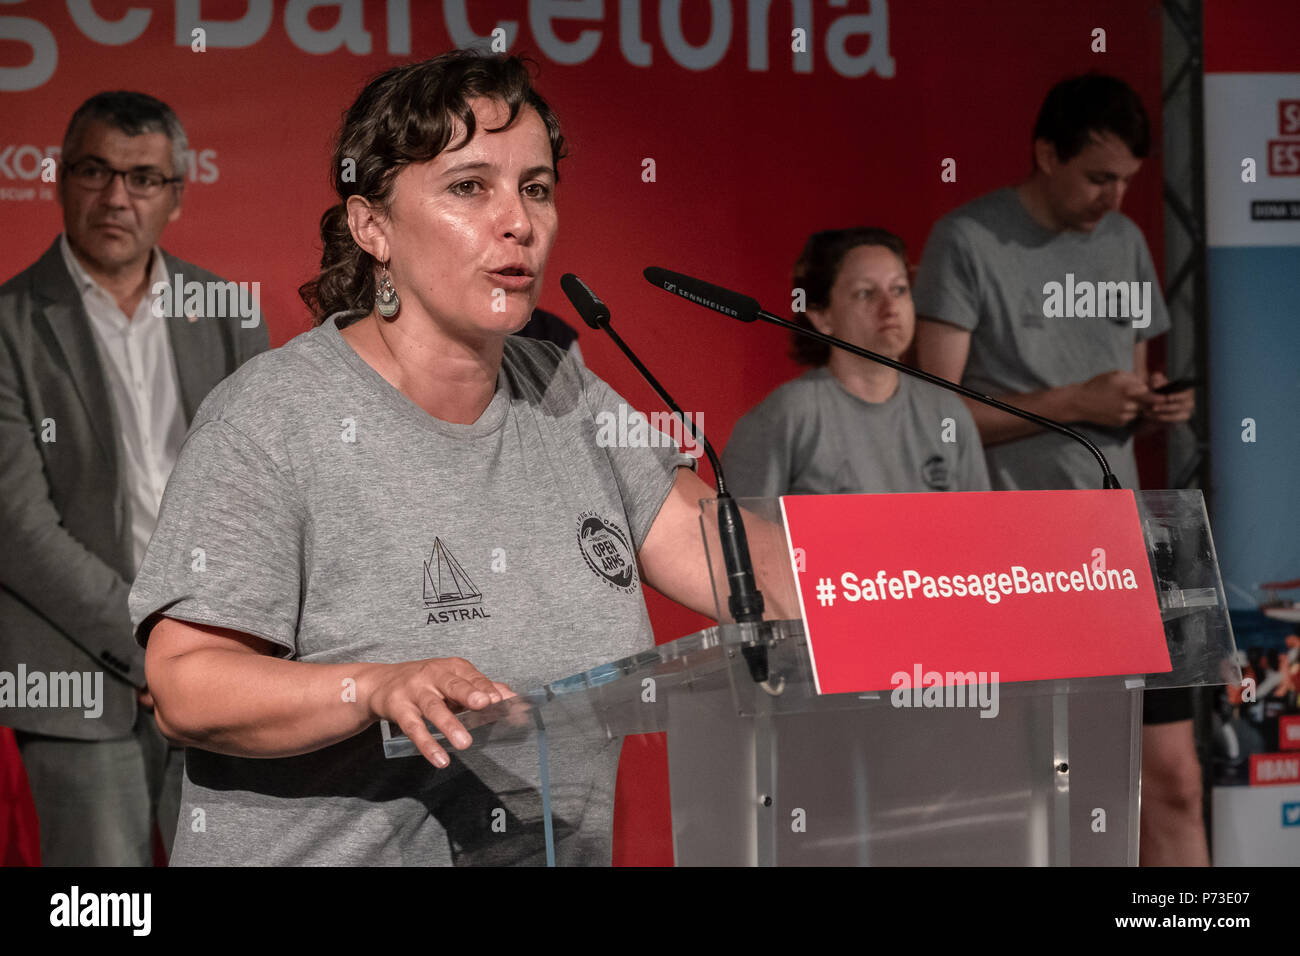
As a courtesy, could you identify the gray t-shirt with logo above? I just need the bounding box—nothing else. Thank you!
[912,187,1170,490]
[129,313,687,866]
[723,368,990,497]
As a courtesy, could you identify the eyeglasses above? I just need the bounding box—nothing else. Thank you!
[64,159,183,198]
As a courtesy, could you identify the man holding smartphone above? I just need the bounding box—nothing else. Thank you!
[913,74,1202,865]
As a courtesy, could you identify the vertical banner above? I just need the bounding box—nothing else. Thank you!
[1203,0,1300,867]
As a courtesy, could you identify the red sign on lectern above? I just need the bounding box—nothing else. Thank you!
[780,491,1171,695]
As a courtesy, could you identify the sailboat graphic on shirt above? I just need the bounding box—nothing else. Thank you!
[422,537,483,609]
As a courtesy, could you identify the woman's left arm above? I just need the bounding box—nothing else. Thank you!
[638,467,795,620]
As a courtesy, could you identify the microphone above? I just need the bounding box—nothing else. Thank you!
[644,266,1124,490]
[642,267,761,323]
[561,273,772,676]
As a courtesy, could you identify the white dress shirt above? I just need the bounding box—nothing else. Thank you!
[59,234,187,574]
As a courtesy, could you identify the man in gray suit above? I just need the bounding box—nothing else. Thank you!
[0,91,268,865]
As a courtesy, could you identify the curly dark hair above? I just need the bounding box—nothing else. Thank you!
[789,227,909,365]
[299,50,567,323]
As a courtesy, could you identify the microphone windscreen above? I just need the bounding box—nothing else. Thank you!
[560,273,610,330]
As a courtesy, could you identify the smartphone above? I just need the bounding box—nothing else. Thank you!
[1153,377,1198,395]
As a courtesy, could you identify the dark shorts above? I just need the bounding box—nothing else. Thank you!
[1142,687,1194,725]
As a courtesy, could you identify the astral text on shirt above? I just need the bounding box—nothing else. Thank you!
[426,606,492,625]
[422,537,492,625]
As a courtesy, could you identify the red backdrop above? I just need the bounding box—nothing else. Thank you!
[1,0,1164,865]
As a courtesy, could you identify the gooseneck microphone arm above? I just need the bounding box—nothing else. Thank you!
[559,273,769,636]
[592,316,725,490]
[643,266,1123,490]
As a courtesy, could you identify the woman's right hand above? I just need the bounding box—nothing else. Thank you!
[362,658,515,768]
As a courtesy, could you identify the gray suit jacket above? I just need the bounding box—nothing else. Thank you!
[0,239,269,739]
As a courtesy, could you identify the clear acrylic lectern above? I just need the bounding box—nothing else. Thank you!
[382,489,1237,866]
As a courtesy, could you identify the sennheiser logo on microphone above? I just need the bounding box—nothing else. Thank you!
[670,285,738,318]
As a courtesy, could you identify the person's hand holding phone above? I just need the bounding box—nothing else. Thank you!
[1139,371,1195,425]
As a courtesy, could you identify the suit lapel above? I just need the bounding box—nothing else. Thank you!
[161,254,228,424]
[31,242,121,469]
[34,242,231,438]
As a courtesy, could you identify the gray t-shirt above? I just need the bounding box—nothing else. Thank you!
[723,368,990,497]
[129,312,687,866]
[912,187,1170,490]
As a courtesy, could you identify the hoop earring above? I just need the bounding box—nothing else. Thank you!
[376,261,400,318]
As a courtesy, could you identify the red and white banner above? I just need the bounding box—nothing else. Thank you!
[1281,715,1300,751]
[1249,753,1300,786]
[781,490,1170,695]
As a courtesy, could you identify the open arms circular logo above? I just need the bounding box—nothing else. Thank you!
[577,512,637,593]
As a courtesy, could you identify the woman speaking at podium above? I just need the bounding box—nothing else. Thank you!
[724,228,991,496]
[126,51,756,866]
